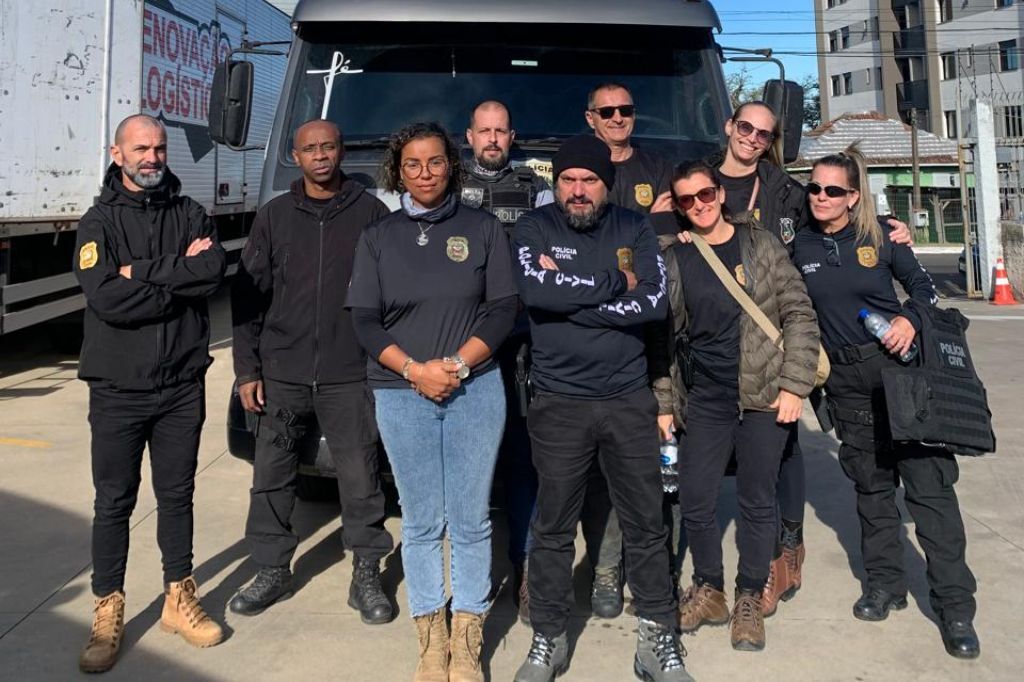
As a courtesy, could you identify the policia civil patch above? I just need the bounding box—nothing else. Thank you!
[79,241,99,270]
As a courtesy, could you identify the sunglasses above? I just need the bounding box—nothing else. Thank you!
[589,105,636,120]
[807,181,854,198]
[734,119,775,145]
[822,236,841,267]
[675,186,719,211]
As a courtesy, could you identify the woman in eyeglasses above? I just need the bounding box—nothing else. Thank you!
[652,160,819,652]
[791,146,980,659]
[345,121,519,682]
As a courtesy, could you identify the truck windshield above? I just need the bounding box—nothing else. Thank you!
[283,22,727,165]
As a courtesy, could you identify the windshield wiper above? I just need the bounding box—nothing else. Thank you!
[344,137,392,149]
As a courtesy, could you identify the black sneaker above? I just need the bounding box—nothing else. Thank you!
[347,556,394,625]
[513,631,569,682]
[228,566,293,616]
[634,619,694,682]
[852,588,908,622]
[941,620,980,659]
[591,565,624,619]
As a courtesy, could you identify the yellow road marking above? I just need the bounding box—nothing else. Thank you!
[0,437,52,449]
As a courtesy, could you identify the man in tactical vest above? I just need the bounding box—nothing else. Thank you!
[461,100,553,623]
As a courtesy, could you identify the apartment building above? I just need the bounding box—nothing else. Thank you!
[815,0,1024,138]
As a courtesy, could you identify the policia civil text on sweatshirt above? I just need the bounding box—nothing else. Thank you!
[512,202,668,399]
[231,177,389,387]
[74,164,226,389]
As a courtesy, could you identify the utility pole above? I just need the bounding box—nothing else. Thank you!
[911,107,922,211]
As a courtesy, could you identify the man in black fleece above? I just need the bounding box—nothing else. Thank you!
[229,120,394,623]
[511,136,692,682]
[74,114,226,673]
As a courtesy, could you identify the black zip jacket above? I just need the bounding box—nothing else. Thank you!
[74,163,226,389]
[705,149,809,252]
[231,176,389,386]
[512,202,667,399]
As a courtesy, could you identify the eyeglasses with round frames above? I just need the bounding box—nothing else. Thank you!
[734,119,775,145]
[401,157,449,178]
[588,105,636,120]
[675,186,719,211]
[807,181,854,198]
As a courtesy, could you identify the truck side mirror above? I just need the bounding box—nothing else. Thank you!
[762,79,804,165]
[209,60,254,148]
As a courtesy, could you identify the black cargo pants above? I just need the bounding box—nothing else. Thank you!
[826,348,977,623]
[89,379,205,596]
[245,378,393,568]
[526,387,676,636]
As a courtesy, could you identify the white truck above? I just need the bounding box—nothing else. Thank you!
[0,0,291,338]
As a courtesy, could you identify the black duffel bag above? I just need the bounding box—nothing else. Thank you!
[881,300,996,456]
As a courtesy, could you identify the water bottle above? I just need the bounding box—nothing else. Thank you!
[859,309,918,363]
[660,436,679,494]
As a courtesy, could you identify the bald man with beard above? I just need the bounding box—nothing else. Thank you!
[229,119,395,622]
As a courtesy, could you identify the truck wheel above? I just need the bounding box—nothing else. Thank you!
[296,473,339,502]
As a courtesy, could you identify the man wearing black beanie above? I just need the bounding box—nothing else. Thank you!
[511,136,693,682]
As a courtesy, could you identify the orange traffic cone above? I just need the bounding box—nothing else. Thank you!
[992,258,1017,305]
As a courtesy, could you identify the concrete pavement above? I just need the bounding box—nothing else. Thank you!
[1,295,1022,681]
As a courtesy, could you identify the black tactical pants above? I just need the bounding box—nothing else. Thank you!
[245,379,393,568]
[89,379,205,596]
[827,350,977,622]
[527,388,676,636]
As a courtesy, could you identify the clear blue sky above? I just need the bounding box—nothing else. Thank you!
[713,0,819,85]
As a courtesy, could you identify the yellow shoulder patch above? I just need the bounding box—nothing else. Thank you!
[79,241,99,270]
[857,246,878,268]
[634,184,654,208]
[734,263,747,287]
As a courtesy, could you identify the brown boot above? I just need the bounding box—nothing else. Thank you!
[160,576,224,648]
[731,589,766,651]
[413,609,449,682]
[79,591,126,673]
[449,611,485,682]
[761,554,790,617]
[784,543,805,591]
[678,582,729,633]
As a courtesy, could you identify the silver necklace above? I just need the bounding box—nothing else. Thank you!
[416,221,433,246]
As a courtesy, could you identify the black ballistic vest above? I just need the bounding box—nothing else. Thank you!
[881,300,996,456]
[461,166,538,227]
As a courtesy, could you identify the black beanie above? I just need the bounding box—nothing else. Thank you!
[552,135,615,190]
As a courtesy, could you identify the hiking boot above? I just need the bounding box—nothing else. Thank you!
[514,563,530,626]
[678,582,729,633]
[633,618,694,682]
[852,588,907,621]
[449,611,485,682]
[413,608,449,682]
[730,589,766,651]
[79,591,125,673]
[591,565,624,619]
[228,566,293,616]
[940,619,981,660]
[160,576,224,648]
[348,555,394,624]
[513,631,569,682]
[762,554,795,617]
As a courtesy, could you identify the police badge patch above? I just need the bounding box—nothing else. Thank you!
[461,187,484,209]
[616,247,634,271]
[734,264,747,287]
[634,184,654,208]
[79,241,98,270]
[779,217,796,244]
[857,246,879,268]
[447,236,469,262]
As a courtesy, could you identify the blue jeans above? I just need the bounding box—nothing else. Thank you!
[374,368,505,616]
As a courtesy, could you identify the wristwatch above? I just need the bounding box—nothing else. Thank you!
[446,354,471,380]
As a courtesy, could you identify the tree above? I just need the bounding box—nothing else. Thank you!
[725,68,763,110]
[801,74,821,130]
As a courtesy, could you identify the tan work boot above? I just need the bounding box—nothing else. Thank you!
[784,543,805,591]
[449,611,485,682]
[761,555,790,617]
[678,582,730,633]
[413,608,449,682]
[79,591,126,673]
[731,589,766,651]
[160,576,224,648]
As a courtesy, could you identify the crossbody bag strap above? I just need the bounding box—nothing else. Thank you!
[691,231,783,349]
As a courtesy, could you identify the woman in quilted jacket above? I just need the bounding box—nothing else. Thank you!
[651,160,819,652]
